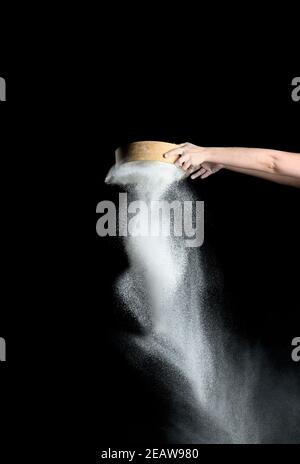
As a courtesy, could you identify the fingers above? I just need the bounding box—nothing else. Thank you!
[175,153,190,168]
[191,168,214,180]
[164,143,209,175]
[163,147,185,159]
[163,143,186,158]
[186,165,196,175]
[201,170,212,179]
[198,167,207,176]
[182,160,192,171]
[191,168,205,179]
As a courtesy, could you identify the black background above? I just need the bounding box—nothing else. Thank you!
[97,55,300,447]
[0,66,10,460]
[0,69,8,362]
[1,37,299,459]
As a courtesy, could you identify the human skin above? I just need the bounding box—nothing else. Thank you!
[163,144,300,188]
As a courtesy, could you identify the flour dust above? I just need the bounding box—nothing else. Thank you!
[105,160,300,444]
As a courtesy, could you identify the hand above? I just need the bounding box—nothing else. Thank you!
[164,142,207,170]
[164,142,223,179]
[191,161,223,179]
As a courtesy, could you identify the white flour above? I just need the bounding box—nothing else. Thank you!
[104,160,300,444]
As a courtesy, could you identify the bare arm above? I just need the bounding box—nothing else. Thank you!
[163,144,300,187]
[224,166,300,188]
[207,147,300,178]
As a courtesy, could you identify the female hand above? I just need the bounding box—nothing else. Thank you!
[191,161,223,179]
[164,143,223,179]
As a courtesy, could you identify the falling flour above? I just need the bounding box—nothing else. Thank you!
[105,160,300,444]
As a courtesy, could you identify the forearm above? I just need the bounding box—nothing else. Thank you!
[225,166,300,188]
[206,147,300,178]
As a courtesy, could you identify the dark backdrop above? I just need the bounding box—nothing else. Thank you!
[0,69,9,362]
[96,63,300,445]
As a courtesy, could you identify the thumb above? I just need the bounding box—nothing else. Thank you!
[163,146,185,159]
